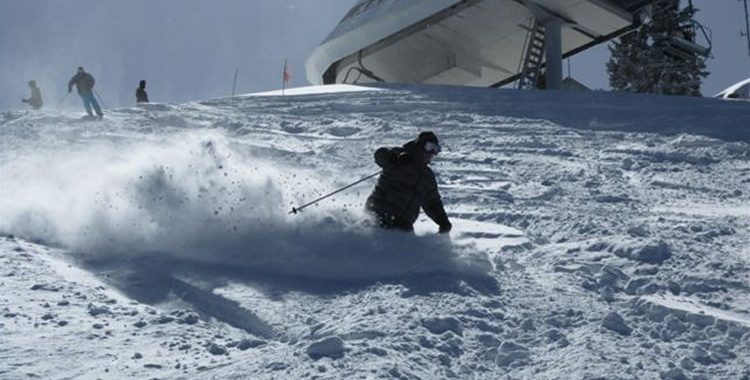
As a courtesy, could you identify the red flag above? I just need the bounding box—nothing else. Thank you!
[283,65,291,84]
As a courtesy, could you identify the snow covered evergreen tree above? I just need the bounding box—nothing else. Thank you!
[607,0,709,96]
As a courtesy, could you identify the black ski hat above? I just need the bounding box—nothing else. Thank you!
[417,131,438,145]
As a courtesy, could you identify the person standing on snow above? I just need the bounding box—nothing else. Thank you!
[22,80,43,110]
[136,80,149,103]
[366,131,452,234]
[68,66,103,119]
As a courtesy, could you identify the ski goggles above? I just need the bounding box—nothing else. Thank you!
[424,141,441,155]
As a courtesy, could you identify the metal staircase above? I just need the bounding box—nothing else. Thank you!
[516,19,546,90]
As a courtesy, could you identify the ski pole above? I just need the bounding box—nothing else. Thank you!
[289,170,381,214]
[55,92,70,110]
[94,90,108,109]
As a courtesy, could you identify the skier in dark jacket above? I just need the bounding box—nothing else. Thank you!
[68,66,103,119]
[366,131,452,234]
[136,80,149,103]
[22,80,43,110]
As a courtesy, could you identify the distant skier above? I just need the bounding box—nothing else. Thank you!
[68,66,103,119]
[366,131,452,234]
[21,80,43,110]
[136,80,149,103]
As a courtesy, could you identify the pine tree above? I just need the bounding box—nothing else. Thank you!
[607,0,709,96]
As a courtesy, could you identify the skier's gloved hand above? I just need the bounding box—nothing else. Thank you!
[438,222,452,234]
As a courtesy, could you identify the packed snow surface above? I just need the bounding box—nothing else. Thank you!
[1,84,749,379]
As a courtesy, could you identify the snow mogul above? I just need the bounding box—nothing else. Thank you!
[366,131,452,234]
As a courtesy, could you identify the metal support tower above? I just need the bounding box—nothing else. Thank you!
[545,18,563,90]
[743,0,750,58]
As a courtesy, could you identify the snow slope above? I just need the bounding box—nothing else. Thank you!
[1,84,749,379]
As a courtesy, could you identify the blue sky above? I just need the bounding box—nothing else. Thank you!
[1,0,747,111]
[0,0,353,109]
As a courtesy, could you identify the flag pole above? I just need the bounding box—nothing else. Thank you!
[231,67,239,96]
[282,59,288,96]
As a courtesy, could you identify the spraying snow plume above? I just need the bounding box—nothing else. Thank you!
[0,126,481,279]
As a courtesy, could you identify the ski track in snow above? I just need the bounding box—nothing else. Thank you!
[1,84,749,379]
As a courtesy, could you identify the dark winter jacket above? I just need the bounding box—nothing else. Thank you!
[136,87,148,103]
[366,141,451,231]
[68,72,95,95]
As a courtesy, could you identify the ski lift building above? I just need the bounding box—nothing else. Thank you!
[306,0,664,89]
[715,78,750,100]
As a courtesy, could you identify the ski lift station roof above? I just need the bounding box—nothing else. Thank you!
[715,78,750,100]
[306,0,657,87]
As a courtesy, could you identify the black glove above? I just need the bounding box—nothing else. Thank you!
[438,221,452,234]
[68,88,72,93]
[21,99,28,104]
